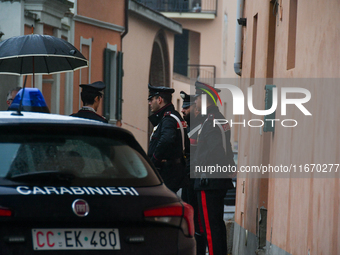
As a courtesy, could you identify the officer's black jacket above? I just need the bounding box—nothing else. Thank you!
[71,110,108,123]
[193,105,234,190]
[185,114,203,175]
[148,103,190,190]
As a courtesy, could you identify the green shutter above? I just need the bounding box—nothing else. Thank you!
[116,51,123,120]
[103,48,112,121]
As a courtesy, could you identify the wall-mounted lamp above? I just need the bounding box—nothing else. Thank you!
[237,18,247,27]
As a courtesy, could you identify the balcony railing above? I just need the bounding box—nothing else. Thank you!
[137,0,217,14]
[174,64,216,80]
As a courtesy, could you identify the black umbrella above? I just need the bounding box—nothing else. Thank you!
[0,34,88,115]
[0,34,88,76]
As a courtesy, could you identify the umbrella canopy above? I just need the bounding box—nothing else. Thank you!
[0,34,88,75]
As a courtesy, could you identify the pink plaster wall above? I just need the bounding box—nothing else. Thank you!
[77,0,125,27]
[73,1,124,115]
[235,0,340,254]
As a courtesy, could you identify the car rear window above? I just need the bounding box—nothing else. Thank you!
[0,133,160,186]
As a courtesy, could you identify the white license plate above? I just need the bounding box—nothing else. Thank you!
[32,228,120,250]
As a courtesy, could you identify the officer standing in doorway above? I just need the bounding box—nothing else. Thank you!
[148,84,189,193]
[71,81,108,123]
[193,81,235,255]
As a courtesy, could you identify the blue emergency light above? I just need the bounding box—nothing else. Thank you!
[8,88,50,113]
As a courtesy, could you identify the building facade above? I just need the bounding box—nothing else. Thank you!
[0,0,74,112]
[0,0,126,123]
[121,0,181,151]
[233,0,340,255]
[72,0,125,123]
[137,0,239,149]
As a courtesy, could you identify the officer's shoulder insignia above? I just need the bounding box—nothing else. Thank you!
[164,111,171,116]
[208,114,214,120]
[176,121,188,129]
[222,123,231,132]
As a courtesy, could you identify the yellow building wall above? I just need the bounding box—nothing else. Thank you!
[122,15,176,151]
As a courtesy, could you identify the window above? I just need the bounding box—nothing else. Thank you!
[0,134,157,186]
[174,29,189,76]
[173,29,201,79]
[104,44,118,122]
[79,37,92,109]
[287,0,298,70]
[250,14,258,85]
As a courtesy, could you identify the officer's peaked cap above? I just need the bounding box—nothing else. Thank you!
[148,84,174,100]
[80,81,106,95]
[180,91,195,108]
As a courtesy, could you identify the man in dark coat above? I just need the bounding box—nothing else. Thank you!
[180,90,207,254]
[192,81,235,255]
[147,84,189,193]
[180,90,197,203]
[71,81,108,123]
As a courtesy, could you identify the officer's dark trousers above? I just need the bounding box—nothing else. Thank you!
[197,189,227,255]
[181,180,206,254]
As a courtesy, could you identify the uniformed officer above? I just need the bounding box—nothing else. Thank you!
[180,91,207,254]
[192,81,235,255]
[180,91,197,203]
[180,91,197,130]
[148,84,190,193]
[71,81,108,123]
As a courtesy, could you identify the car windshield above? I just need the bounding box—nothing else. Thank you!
[0,134,159,186]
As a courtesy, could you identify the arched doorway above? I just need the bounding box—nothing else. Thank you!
[147,30,171,145]
[149,30,170,88]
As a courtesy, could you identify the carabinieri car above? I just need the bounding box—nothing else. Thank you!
[0,111,195,255]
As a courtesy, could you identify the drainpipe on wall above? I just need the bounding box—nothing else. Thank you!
[121,0,129,42]
[116,0,129,123]
[234,0,244,76]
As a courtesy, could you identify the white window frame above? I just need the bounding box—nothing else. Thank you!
[79,36,92,108]
[106,43,118,123]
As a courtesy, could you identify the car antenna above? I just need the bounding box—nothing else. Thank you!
[11,75,27,116]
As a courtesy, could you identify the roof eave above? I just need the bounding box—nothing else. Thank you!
[128,0,182,34]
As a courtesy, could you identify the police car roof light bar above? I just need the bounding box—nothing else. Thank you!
[11,75,27,116]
